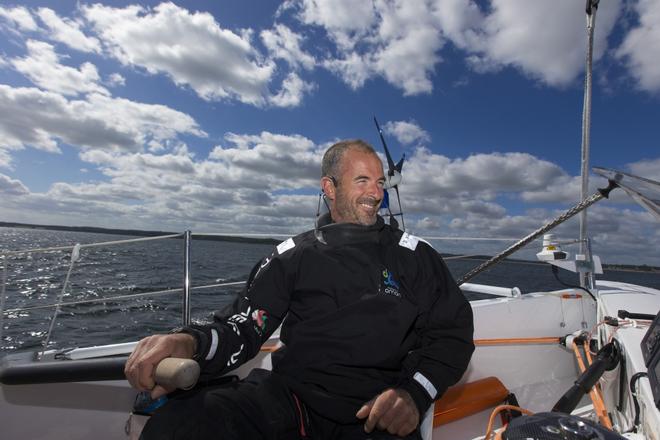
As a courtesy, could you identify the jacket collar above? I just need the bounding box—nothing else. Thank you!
[315,213,385,245]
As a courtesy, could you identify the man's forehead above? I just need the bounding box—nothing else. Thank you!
[340,150,383,173]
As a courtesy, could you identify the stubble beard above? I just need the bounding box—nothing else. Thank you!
[334,194,380,226]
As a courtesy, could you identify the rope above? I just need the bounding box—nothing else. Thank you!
[2,281,246,314]
[442,254,490,261]
[572,340,613,429]
[484,404,534,440]
[457,188,611,285]
[40,244,80,358]
[0,233,182,257]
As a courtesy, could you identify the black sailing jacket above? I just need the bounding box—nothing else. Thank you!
[183,216,474,423]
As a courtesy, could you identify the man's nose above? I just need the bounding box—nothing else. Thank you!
[366,180,383,198]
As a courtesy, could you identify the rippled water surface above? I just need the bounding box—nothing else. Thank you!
[1,227,658,354]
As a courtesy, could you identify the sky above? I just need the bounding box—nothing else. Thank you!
[0,0,659,266]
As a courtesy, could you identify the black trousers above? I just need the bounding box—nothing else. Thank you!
[141,369,422,440]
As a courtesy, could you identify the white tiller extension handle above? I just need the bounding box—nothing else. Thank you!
[154,358,200,390]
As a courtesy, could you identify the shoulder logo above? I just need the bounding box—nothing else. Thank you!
[277,237,295,255]
[398,232,419,251]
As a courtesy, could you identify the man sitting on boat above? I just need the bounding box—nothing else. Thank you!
[125,139,474,439]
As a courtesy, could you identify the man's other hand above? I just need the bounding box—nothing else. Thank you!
[355,388,420,437]
[124,333,196,399]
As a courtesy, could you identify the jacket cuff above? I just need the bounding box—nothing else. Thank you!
[171,325,211,365]
[397,373,436,417]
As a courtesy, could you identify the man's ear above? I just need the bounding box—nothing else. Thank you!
[321,176,335,200]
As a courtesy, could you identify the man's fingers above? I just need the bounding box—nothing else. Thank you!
[135,358,157,391]
[364,390,397,433]
[355,403,371,419]
[358,388,420,436]
[376,405,397,432]
[125,337,159,390]
[124,334,196,393]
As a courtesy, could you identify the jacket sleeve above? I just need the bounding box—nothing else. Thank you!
[178,239,298,378]
[396,243,475,416]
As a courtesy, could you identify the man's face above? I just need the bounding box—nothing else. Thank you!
[328,149,385,226]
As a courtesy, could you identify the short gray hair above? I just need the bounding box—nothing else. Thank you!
[321,139,378,181]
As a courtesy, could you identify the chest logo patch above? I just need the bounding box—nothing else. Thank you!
[381,269,401,298]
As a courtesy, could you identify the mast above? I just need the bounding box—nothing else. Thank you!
[579,0,599,288]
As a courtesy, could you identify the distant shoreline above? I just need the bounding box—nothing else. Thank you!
[1,221,658,273]
[0,221,280,245]
[454,255,660,274]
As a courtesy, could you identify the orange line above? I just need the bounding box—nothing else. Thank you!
[260,344,280,352]
[572,341,613,429]
[475,337,560,346]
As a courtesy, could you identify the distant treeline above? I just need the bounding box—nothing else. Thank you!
[0,221,279,245]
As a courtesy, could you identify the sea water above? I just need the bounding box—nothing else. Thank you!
[1,227,658,354]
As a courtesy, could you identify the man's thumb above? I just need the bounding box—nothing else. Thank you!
[150,384,170,400]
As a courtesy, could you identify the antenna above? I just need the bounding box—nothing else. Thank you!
[373,117,406,230]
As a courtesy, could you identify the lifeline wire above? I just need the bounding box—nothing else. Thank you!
[0,257,7,348]
[40,244,80,358]
[0,233,182,257]
[2,281,246,314]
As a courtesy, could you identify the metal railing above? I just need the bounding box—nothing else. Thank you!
[0,232,246,352]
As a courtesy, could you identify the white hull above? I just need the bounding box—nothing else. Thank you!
[5,281,657,439]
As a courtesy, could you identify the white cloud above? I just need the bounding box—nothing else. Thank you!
[261,24,315,70]
[461,0,621,87]
[615,0,660,93]
[58,132,324,229]
[402,148,565,198]
[383,120,430,146]
[0,5,38,32]
[82,2,292,107]
[627,157,660,182]
[11,40,108,96]
[430,0,483,49]
[268,72,316,107]
[208,131,323,190]
[4,131,328,233]
[416,216,441,230]
[0,148,12,168]
[80,149,196,175]
[292,0,625,93]
[36,7,101,53]
[1,128,658,264]
[520,175,580,204]
[372,0,445,95]
[294,0,376,50]
[322,53,373,90]
[394,146,660,265]
[107,72,126,87]
[295,0,445,95]
[0,173,29,195]
[0,85,205,155]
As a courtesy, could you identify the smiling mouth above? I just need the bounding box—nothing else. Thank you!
[358,199,380,211]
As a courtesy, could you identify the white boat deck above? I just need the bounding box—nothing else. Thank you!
[596,281,660,437]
